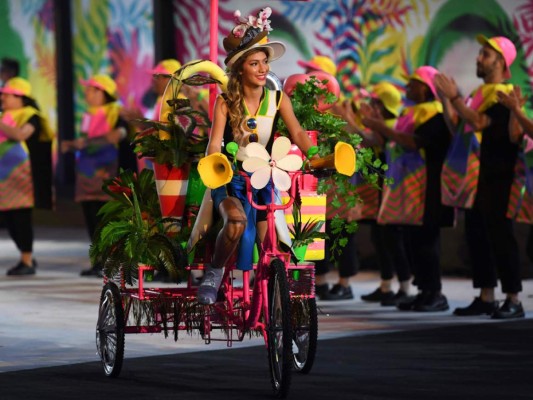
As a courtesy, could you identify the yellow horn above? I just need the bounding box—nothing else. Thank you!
[197,152,234,189]
[309,142,356,176]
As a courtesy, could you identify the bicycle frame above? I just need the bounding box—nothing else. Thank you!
[239,171,300,338]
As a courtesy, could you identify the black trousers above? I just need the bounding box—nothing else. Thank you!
[81,200,106,242]
[464,207,521,294]
[1,208,33,252]
[371,224,411,282]
[526,225,533,263]
[405,224,443,292]
[315,219,359,279]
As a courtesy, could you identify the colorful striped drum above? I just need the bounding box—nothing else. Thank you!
[153,162,190,219]
[283,190,326,260]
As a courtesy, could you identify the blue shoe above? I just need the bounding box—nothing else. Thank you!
[197,266,224,305]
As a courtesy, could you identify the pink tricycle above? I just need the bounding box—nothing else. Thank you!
[95,167,318,398]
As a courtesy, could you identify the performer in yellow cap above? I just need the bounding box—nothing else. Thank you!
[1,77,54,276]
[298,55,337,77]
[61,74,130,277]
[363,67,454,312]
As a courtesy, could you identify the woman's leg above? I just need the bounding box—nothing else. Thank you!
[198,197,247,305]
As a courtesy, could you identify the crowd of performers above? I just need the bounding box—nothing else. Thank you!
[1,12,531,320]
[316,34,531,320]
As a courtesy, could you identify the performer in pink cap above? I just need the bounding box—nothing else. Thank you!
[435,35,525,319]
[361,66,454,312]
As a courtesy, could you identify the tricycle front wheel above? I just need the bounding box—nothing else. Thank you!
[267,258,293,398]
[96,282,125,377]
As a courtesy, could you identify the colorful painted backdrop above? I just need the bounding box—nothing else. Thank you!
[175,0,533,109]
[0,0,56,130]
[71,0,154,127]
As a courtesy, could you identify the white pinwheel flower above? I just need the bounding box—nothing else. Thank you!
[242,136,303,191]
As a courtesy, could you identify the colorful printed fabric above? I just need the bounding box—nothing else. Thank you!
[507,135,533,223]
[378,101,442,225]
[441,83,513,208]
[0,107,43,210]
[75,103,120,202]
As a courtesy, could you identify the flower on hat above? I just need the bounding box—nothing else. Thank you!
[242,136,303,191]
[232,7,272,38]
[223,7,285,67]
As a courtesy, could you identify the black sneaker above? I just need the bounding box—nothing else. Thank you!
[323,284,354,300]
[6,261,36,276]
[381,290,408,306]
[413,292,449,312]
[454,297,499,316]
[361,287,393,302]
[491,298,525,320]
[397,292,426,311]
[315,283,330,300]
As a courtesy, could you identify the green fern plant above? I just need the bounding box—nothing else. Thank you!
[89,168,187,285]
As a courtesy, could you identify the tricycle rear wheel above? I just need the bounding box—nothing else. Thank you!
[96,282,125,377]
[292,297,318,373]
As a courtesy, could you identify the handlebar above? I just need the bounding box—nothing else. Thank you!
[238,170,302,212]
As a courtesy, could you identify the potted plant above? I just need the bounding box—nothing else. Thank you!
[90,62,228,283]
[277,75,383,258]
[288,200,326,261]
[131,65,224,221]
[89,168,187,285]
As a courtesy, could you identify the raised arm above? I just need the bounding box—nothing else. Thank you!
[498,87,533,142]
[434,73,491,132]
[0,120,35,142]
[361,115,416,150]
[278,93,316,155]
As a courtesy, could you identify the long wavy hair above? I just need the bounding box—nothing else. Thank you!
[225,48,269,143]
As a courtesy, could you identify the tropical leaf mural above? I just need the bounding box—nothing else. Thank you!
[513,0,533,109]
[275,0,431,95]
[72,0,154,130]
[0,0,57,143]
[174,0,217,62]
[0,1,28,77]
[72,0,111,126]
[419,0,531,100]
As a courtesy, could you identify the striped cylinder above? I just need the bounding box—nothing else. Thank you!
[153,162,190,219]
[287,130,318,191]
[283,190,326,260]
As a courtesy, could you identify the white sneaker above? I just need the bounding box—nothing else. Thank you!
[197,266,225,305]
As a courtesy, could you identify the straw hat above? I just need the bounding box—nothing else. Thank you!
[223,7,285,67]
